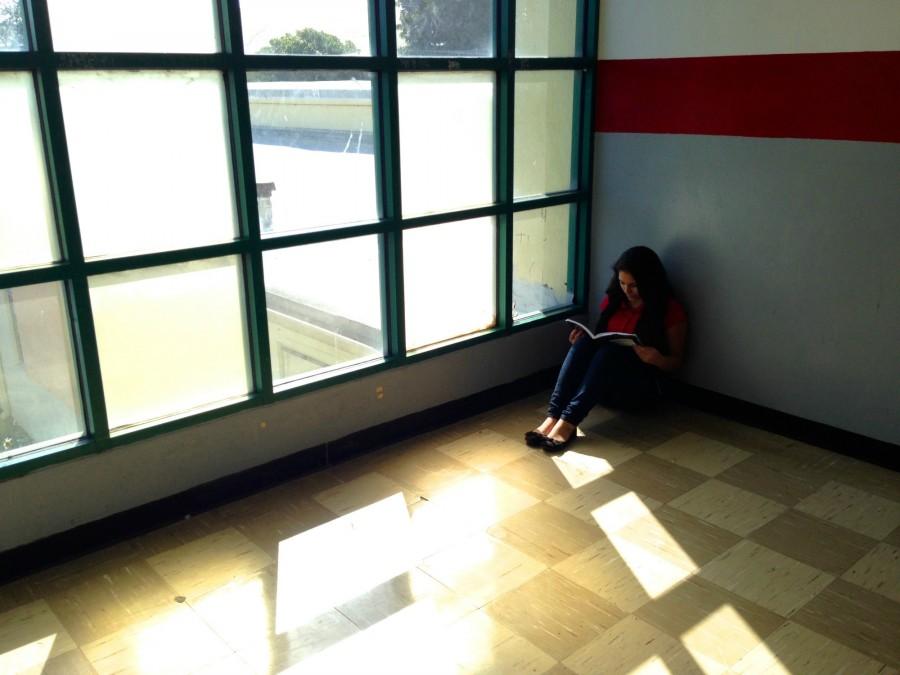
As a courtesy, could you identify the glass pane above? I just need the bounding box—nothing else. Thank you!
[89,257,251,431]
[513,204,575,319]
[240,0,370,56]
[59,71,238,260]
[404,218,495,351]
[515,0,579,57]
[0,73,60,271]
[0,0,26,51]
[396,0,493,57]
[399,72,494,217]
[0,283,84,459]
[514,70,577,199]
[47,0,219,53]
[264,236,382,384]
[248,71,377,234]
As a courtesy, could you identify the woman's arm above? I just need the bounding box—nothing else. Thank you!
[633,321,687,371]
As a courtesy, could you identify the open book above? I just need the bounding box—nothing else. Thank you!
[565,318,642,346]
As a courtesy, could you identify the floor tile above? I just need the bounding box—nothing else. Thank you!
[605,453,709,503]
[130,512,225,559]
[45,560,177,646]
[792,578,900,668]
[748,508,878,576]
[336,567,451,629]
[146,527,272,601]
[841,543,900,603]
[546,477,661,535]
[699,540,833,617]
[486,569,624,661]
[887,525,900,547]
[545,437,641,490]
[313,471,418,516]
[717,452,828,506]
[563,614,704,675]
[418,532,545,607]
[648,431,753,477]
[795,480,900,540]
[612,505,742,572]
[0,600,78,674]
[374,446,476,497]
[488,502,603,566]
[553,535,688,613]
[732,621,896,675]
[492,453,577,501]
[42,648,98,675]
[81,605,231,675]
[233,497,337,558]
[636,577,784,672]
[408,473,539,558]
[668,479,787,536]
[436,429,530,472]
[445,609,557,675]
[588,413,682,451]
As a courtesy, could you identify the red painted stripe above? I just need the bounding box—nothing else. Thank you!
[596,51,900,143]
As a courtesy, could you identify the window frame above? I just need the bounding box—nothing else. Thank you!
[0,0,599,479]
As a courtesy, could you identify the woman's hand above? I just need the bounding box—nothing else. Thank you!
[633,344,663,367]
[568,328,584,344]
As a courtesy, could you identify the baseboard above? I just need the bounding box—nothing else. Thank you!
[668,381,900,472]
[0,368,557,585]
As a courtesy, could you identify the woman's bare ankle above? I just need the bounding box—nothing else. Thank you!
[548,419,576,442]
[536,417,557,435]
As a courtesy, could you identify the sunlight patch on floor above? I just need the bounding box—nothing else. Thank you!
[0,634,55,675]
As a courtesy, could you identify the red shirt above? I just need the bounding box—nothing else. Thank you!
[599,295,687,335]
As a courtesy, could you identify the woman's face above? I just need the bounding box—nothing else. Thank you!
[618,270,641,306]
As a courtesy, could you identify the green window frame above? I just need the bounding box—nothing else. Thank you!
[0,0,599,479]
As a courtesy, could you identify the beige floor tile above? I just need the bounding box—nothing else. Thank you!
[553,535,689,613]
[190,652,255,675]
[699,540,833,617]
[492,453,577,501]
[832,458,900,503]
[0,578,39,614]
[636,577,784,671]
[313,471,418,517]
[81,605,231,675]
[146,527,272,600]
[233,497,337,558]
[437,429,530,472]
[0,600,78,674]
[648,431,753,477]
[130,511,225,559]
[606,453,709,503]
[445,609,557,674]
[486,569,623,661]
[673,410,795,455]
[887,525,900,547]
[42,648,98,675]
[375,446,476,497]
[408,473,539,558]
[668,479,787,536]
[795,481,900,540]
[548,437,641,489]
[45,560,177,646]
[25,540,146,597]
[717,452,831,506]
[612,505,742,572]
[546,477,661,535]
[563,614,704,675]
[749,508,878,576]
[488,502,603,566]
[336,567,451,629]
[281,591,475,674]
[575,405,620,432]
[732,621,896,675]
[792,578,900,668]
[418,532,545,607]
[841,543,900,603]
[589,412,682,451]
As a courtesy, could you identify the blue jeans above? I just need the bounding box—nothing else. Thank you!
[548,337,660,425]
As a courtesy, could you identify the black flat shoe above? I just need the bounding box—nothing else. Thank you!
[541,434,575,452]
[524,430,547,447]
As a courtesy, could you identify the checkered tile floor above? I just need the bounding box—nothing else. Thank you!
[2,394,898,674]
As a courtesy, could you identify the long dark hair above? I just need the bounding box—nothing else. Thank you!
[596,246,674,352]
